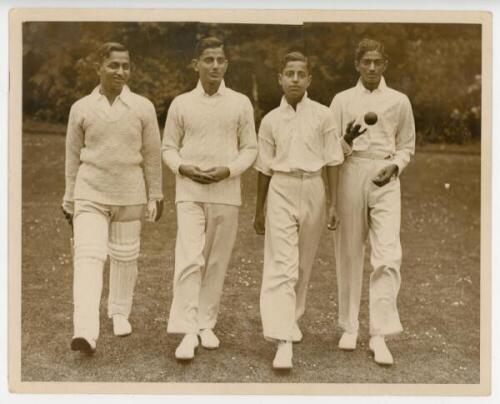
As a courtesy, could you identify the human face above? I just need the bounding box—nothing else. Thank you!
[355,50,387,91]
[279,61,311,105]
[97,50,131,96]
[194,47,228,89]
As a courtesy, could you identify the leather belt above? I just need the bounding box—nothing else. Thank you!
[273,170,322,178]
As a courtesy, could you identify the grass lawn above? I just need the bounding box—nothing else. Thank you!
[20,132,480,384]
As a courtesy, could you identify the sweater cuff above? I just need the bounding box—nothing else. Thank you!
[171,161,182,176]
[226,162,244,178]
[63,178,76,203]
[148,193,164,202]
[162,150,184,176]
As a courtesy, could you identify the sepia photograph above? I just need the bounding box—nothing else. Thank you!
[7,7,491,396]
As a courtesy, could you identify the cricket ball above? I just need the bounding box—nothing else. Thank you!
[364,111,378,125]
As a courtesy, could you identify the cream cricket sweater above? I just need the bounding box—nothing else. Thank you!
[63,86,163,206]
[162,81,257,207]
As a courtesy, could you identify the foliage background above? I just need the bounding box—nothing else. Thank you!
[20,20,482,384]
[23,21,482,143]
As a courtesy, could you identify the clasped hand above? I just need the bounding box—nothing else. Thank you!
[179,165,230,184]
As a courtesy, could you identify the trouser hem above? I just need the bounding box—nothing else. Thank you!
[167,325,200,335]
[263,332,292,342]
[369,325,404,337]
[338,321,359,334]
[198,322,216,331]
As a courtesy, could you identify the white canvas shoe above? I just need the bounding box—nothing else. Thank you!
[175,334,199,360]
[369,336,394,365]
[112,314,132,337]
[291,324,303,343]
[273,341,293,369]
[338,332,358,350]
[199,328,220,349]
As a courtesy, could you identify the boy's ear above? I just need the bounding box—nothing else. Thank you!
[192,58,199,72]
[382,59,388,73]
[94,62,101,77]
[278,73,283,87]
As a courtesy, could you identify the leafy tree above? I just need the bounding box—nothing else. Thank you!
[23,21,481,143]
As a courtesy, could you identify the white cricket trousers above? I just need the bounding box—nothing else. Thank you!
[167,202,239,334]
[335,155,403,336]
[72,200,143,343]
[260,171,325,341]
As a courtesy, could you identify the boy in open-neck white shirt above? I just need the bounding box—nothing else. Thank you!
[330,38,415,366]
[254,51,343,369]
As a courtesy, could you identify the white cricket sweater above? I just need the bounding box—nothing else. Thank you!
[162,81,257,207]
[63,86,163,206]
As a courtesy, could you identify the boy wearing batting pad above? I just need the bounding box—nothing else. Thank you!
[62,42,163,354]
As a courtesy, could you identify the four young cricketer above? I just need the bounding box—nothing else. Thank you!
[62,36,415,369]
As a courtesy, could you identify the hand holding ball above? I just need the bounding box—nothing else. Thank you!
[364,112,378,126]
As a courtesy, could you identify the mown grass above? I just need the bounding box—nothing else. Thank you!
[20,132,480,384]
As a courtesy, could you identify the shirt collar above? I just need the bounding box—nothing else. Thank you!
[356,76,387,93]
[91,85,133,106]
[279,92,309,112]
[195,80,226,96]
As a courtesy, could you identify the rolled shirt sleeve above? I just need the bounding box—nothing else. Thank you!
[226,97,258,178]
[329,94,353,157]
[393,95,416,175]
[63,103,84,204]
[254,116,275,177]
[322,111,345,167]
[141,101,163,201]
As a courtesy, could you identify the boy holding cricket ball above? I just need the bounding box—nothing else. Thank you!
[330,38,415,365]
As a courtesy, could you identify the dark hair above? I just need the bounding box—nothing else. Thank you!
[96,42,129,63]
[355,38,388,62]
[194,36,226,58]
[280,51,310,72]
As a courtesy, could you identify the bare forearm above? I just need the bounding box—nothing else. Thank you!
[326,165,339,206]
[255,171,271,215]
